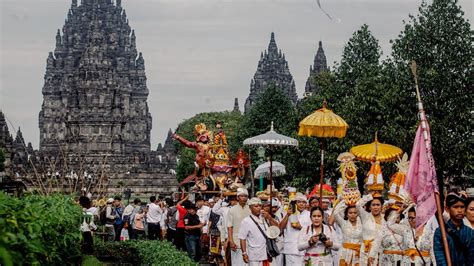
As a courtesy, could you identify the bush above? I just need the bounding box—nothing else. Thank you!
[0,192,83,266]
[94,240,197,265]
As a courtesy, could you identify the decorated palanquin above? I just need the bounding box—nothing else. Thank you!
[173,122,250,192]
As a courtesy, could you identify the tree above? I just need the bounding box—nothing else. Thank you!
[391,0,473,184]
[237,84,298,141]
[236,84,299,187]
[337,24,382,94]
[174,111,243,181]
[298,25,417,191]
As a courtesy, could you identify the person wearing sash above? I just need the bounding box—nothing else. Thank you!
[329,202,362,266]
[265,199,284,266]
[380,206,434,266]
[356,193,385,265]
[239,197,278,266]
[369,205,404,265]
[298,206,339,265]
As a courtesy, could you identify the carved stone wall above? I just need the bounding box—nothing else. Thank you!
[34,0,178,196]
[244,32,298,112]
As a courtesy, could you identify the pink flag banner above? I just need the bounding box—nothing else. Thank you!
[405,124,438,228]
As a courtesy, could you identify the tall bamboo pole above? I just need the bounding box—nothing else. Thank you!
[411,61,451,266]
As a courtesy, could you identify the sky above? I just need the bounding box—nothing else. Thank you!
[1,0,472,149]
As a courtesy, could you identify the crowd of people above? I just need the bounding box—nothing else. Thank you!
[78,188,474,266]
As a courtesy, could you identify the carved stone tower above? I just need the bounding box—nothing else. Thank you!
[39,0,152,155]
[304,41,328,95]
[34,0,178,197]
[244,33,298,112]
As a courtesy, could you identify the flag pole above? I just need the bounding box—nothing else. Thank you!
[411,61,451,266]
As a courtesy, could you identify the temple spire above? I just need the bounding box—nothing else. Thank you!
[15,127,25,145]
[55,29,61,48]
[233,98,240,113]
[268,32,278,57]
[0,110,13,145]
[244,32,297,112]
[304,40,328,95]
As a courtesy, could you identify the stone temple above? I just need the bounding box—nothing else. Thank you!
[304,41,329,96]
[244,32,298,112]
[2,0,179,197]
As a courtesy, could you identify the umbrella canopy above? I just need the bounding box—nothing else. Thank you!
[350,134,403,162]
[243,122,297,213]
[298,101,348,138]
[254,161,286,178]
[243,122,298,147]
[308,184,335,198]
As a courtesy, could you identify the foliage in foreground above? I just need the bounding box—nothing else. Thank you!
[0,192,83,266]
[94,240,197,265]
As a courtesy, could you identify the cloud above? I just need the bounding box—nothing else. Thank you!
[1,0,472,148]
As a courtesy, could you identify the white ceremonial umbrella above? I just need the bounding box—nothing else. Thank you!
[254,161,286,178]
[243,121,298,211]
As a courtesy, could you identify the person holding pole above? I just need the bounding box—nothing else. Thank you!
[433,193,474,266]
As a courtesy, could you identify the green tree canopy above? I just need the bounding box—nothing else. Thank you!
[298,25,416,191]
[391,0,473,183]
[236,84,299,187]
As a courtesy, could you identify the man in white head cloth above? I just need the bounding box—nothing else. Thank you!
[227,187,251,266]
[238,197,276,266]
[269,198,285,266]
[279,192,311,265]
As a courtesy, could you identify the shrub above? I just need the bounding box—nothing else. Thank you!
[0,192,83,266]
[94,240,197,265]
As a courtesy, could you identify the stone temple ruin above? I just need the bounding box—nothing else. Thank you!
[0,0,331,197]
[1,0,179,197]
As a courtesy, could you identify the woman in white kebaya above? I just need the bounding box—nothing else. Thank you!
[369,207,404,265]
[329,202,362,266]
[356,194,385,265]
[298,206,339,265]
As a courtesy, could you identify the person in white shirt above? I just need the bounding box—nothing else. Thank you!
[298,206,339,265]
[196,197,211,233]
[146,195,166,240]
[239,197,278,266]
[196,196,211,260]
[79,196,97,254]
[214,195,238,264]
[105,198,116,241]
[228,188,251,266]
[268,198,284,266]
[123,198,141,239]
[279,192,311,265]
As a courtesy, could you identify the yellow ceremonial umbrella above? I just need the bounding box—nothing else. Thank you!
[298,100,348,201]
[350,133,403,163]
